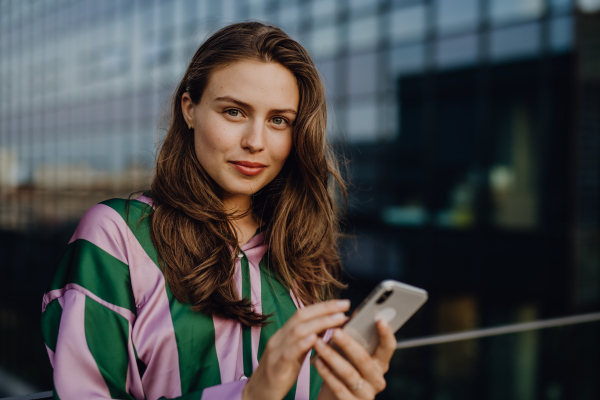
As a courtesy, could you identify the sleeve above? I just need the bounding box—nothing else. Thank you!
[40,202,149,399]
[42,289,140,400]
[43,288,249,400]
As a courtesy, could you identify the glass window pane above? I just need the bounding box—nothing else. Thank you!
[350,0,379,17]
[389,5,427,44]
[349,15,379,51]
[490,22,541,61]
[390,43,425,75]
[347,51,378,96]
[308,24,340,59]
[277,3,300,35]
[316,58,338,97]
[346,97,379,142]
[490,0,545,25]
[311,0,337,23]
[435,33,478,69]
[435,0,479,34]
[550,15,573,52]
[550,0,573,14]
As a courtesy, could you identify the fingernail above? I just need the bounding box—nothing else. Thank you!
[314,358,324,368]
[305,333,317,343]
[337,299,350,309]
[333,329,343,341]
[331,312,346,321]
[379,319,390,328]
[315,338,325,349]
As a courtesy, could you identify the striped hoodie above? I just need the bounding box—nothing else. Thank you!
[41,196,324,400]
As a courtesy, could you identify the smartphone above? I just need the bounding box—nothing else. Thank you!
[326,280,428,356]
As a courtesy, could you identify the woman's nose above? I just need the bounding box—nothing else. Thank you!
[241,120,266,153]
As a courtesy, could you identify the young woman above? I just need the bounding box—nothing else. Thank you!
[41,22,396,400]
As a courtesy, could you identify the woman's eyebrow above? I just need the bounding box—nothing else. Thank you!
[214,96,297,115]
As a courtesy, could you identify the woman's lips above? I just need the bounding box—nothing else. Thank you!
[229,161,267,176]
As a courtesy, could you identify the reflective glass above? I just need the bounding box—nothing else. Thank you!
[311,0,337,23]
[346,96,379,142]
[349,15,379,51]
[349,0,379,16]
[389,5,427,43]
[308,24,340,59]
[550,15,573,52]
[347,51,378,96]
[435,33,478,69]
[490,0,545,25]
[390,43,426,75]
[490,22,541,61]
[277,2,300,35]
[316,58,338,97]
[550,0,573,13]
[435,0,479,34]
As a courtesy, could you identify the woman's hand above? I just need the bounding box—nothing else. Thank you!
[314,319,397,400]
[242,299,351,400]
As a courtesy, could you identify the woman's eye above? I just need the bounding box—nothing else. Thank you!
[272,117,285,126]
[227,109,240,117]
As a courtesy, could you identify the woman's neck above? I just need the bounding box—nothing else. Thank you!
[223,194,259,247]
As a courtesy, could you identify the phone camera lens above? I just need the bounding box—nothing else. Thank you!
[376,289,393,304]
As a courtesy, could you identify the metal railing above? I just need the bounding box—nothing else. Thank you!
[2,312,600,400]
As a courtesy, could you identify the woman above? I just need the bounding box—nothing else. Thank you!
[41,22,396,400]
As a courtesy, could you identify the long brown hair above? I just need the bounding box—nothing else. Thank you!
[149,21,346,326]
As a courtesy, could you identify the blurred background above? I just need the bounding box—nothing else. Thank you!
[1,0,599,398]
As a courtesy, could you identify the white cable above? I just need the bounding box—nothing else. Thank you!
[396,312,600,349]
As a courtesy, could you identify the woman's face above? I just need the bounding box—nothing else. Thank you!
[182,60,298,205]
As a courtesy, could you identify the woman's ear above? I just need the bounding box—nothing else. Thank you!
[181,92,194,129]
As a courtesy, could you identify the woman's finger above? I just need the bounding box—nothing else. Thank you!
[314,338,362,389]
[288,313,348,342]
[289,300,350,326]
[372,319,397,372]
[313,357,356,400]
[329,329,386,393]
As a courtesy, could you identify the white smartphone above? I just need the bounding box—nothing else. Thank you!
[327,280,428,356]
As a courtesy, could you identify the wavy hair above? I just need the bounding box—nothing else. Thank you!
[148,21,347,326]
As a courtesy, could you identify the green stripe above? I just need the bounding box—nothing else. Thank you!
[132,344,147,380]
[103,198,221,392]
[168,297,222,392]
[84,296,134,400]
[41,299,63,353]
[258,254,300,400]
[241,253,254,378]
[49,239,135,313]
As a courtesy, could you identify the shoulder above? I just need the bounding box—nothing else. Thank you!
[73,197,154,242]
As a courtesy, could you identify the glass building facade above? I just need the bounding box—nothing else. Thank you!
[1,0,599,398]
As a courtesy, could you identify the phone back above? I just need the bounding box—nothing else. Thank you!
[342,280,428,355]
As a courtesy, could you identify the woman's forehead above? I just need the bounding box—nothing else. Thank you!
[203,60,299,111]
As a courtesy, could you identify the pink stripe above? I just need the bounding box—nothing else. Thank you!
[54,290,112,399]
[42,284,135,323]
[243,240,268,371]
[201,380,247,400]
[214,256,245,382]
[134,195,154,208]
[45,345,55,369]
[64,202,181,399]
[290,290,311,400]
[125,320,145,400]
[67,204,128,263]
